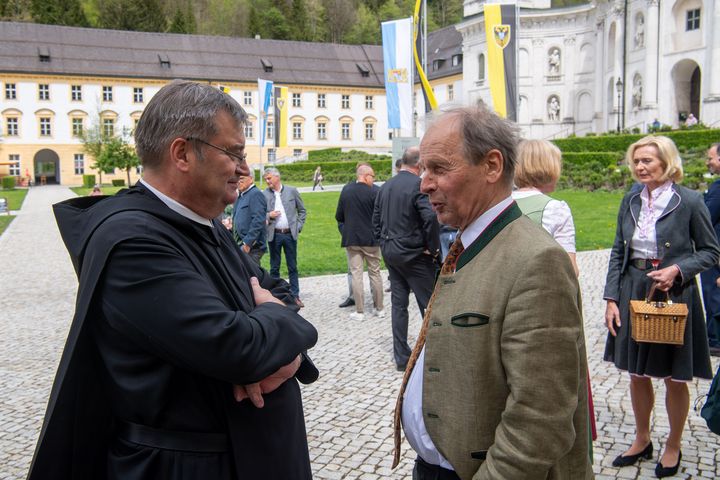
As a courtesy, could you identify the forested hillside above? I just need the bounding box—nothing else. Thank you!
[0,0,464,44]
[1,0,589,44]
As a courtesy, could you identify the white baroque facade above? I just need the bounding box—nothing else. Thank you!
[458,0,720,138]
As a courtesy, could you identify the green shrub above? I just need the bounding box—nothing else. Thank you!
[1,176,16,190]
[263,159,392,184]
[308,148,342,162]
[111,179,126,187]
[554,128,720,153]
[82,174,96,188]
[562,152,622,166]
[305,149,390,164]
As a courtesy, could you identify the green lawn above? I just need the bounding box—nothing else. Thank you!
[0,189,30,236]
[551,190,624,251]
[59,186,625,277]
[0,188,30,210]
[263,189,625,278]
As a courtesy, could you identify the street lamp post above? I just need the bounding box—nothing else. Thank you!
[616,77,623,133]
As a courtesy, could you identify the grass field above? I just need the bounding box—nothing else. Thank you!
[264,189,624,278]
[62,186,625,277]
[0,188,30,235]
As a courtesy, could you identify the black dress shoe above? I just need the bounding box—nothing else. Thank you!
[396,363,407,372]
[338,298,355,308]
[612,442,653,467]
[655,451,681,478]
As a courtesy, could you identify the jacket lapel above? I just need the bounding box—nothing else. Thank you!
[456,202,522,271]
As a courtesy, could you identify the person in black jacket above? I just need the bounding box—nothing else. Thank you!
[373,147,440,370]
[27,80,318,480]
[701,142,720,356]
[336,163,384,320]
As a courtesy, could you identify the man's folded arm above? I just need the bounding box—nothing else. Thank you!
[98,237,318,385]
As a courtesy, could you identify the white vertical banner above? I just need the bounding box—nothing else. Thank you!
[382,17,413,136]
[257,78,273,147]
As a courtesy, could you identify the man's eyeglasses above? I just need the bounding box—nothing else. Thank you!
[186,137,247,163]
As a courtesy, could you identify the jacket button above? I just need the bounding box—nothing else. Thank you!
[665,242,670,248]
[623,240,627,245]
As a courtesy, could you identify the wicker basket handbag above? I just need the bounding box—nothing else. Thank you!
[630,282,688,345]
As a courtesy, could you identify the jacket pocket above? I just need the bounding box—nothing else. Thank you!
[451,312,490,328]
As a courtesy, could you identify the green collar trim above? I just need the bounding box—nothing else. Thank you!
[456,202,522,271]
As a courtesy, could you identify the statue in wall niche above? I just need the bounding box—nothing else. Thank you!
[548,48,561,75]
[632,76,642,109]
[635,16,645,48]
[548,96,560,121]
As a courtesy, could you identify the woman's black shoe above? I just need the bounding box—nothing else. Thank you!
[655,451,681,478]
[612,442,653,467]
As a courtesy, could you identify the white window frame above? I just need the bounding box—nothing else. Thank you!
[40,117,52,136]
[103,86,113,102]
[74,153,85,175]
[9,154,20,176]
[341,122,351,140]
[133,87,144,103]
[244,91,252,106]
[72,117,84,137]
[71,85,82,101]
[292,122,302,140]
[6,117,19,136]
[5,83,16,100]
[364,122,374,141]
[317,122,327,140]
[317,93,326,108]
[341,95,350,109]
[365,95,373,109]
[38,84,50,101]
[292,93,302,108]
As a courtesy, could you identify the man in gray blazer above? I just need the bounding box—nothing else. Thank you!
[263,167,307,306]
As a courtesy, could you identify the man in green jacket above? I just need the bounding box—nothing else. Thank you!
[393,105,593,480]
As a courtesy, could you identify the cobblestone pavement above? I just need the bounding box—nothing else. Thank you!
[1,185,718,479]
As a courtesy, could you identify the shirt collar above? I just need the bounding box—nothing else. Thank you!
[140,178,214,227]
[458,196,514,249]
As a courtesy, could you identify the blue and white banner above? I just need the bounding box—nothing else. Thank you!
[382,17,413,135]
[257,78,273,147]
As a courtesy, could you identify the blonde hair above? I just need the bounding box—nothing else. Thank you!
[514,139,562,188]
[626,135,683,183]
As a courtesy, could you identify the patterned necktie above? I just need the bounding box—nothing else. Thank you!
[392,235,465,468]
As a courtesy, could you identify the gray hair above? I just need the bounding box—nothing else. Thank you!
[712,143,720,156]
[264,167,281,178]
[428,104,519,185]
[134,80,248,169]
[401,146,420,167]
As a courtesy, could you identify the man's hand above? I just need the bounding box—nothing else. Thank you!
[268,210,281,219]
[605,300,621,336]
[241,244,251,253]
[233,355,302,408]
[250,277,284,306]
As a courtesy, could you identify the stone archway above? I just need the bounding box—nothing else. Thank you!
[671,59,701,124]
[33,149,60,185]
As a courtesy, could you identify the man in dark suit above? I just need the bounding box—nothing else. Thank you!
[336,163,384,320]
[263,167,307,306]
[28,81,318,480]
[702,142,720,356]
[232,174,267,264]
[373,147,440,370]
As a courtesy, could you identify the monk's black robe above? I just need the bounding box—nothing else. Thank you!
[27,184,319,480]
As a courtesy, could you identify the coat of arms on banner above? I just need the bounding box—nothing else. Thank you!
[388,68,409,83]
[493,25,511,49]
[276,98,285,109]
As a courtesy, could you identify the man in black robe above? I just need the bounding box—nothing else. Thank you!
[27,80,319,480]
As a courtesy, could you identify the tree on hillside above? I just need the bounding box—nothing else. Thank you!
[428,0,461,28]
[322,0,356,43]
[96,0,166,32]
[168,3,196,33]
[30,0,87,26]
[0,0,32,20]
[346,3,379,44]
[289,0,311,41]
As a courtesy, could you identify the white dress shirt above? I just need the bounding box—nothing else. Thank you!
[273,187,290,230]
[402,196,514,469]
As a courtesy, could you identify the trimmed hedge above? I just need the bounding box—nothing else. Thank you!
[261,159,393,184]
[111,179,126,187]
[82,174,96,188]
[554,129,720,153]
[1,176,16,190]
[561,152,623,166]
[306,148,391,164]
